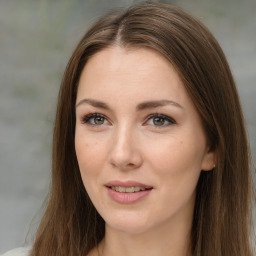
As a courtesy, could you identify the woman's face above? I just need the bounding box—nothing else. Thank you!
[75,46,215,234]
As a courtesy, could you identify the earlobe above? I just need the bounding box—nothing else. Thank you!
[201,148,216,171]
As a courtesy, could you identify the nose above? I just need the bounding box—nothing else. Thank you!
[108,125,143,170]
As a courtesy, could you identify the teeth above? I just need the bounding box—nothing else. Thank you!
[111,186,147,193]
[119,186,126,192]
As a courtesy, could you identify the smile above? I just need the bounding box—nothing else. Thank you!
[110,186,148,193]
[105,181,153,204]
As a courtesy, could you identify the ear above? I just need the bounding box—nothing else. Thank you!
[201,147,216,171]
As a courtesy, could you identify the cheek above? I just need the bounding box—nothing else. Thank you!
[148,138,203,213]
[75,131,104,182]
[146,134,205,187]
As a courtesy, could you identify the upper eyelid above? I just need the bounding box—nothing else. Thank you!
[146,113,176,122]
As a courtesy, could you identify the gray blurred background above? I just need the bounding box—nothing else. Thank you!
[0,0,255,253]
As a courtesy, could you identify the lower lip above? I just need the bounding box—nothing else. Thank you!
[106,187,152,204]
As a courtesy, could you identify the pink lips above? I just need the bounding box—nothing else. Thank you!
[105,180,153,204]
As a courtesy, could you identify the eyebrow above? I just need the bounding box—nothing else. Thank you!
[136,100,183,110]
[76,98,183,110]
[76,99,110,109]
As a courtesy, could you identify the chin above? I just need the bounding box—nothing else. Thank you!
[107,221,152,235]
[102,210,156,234]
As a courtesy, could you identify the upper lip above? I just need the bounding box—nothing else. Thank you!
[105,180,153,189]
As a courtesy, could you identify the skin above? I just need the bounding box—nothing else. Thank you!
[75,46,215,256]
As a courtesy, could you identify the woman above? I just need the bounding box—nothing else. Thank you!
[3,2,254,256]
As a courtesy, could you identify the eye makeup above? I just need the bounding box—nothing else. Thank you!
[144,113,176,127]
[80,113,109,126]
[80,112,176,130]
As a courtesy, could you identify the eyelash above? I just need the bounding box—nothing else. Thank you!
[81,113,107,127]
[145,113,176,127]
[80,113,176,127]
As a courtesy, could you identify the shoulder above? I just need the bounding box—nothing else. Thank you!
[1,247,31,256]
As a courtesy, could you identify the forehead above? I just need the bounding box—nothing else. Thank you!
[77,46,188,102]
[83,46,172,73]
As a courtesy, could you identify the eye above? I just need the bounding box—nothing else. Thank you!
[145,113,176,127]
[81,113,108,126]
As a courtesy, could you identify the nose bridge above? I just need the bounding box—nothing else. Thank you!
[109,121,142,169]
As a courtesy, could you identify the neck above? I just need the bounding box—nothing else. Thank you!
[97,211,193,256]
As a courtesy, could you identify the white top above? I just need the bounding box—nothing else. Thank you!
[1,247,30,256]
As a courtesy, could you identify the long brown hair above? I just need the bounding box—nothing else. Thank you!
[30,2,255,256]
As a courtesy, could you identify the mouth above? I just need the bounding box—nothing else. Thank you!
[105,181,153,204]
[107,186,152,193]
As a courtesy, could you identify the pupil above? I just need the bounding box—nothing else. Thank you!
[153,117,164,126]
[94,116,104,124]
